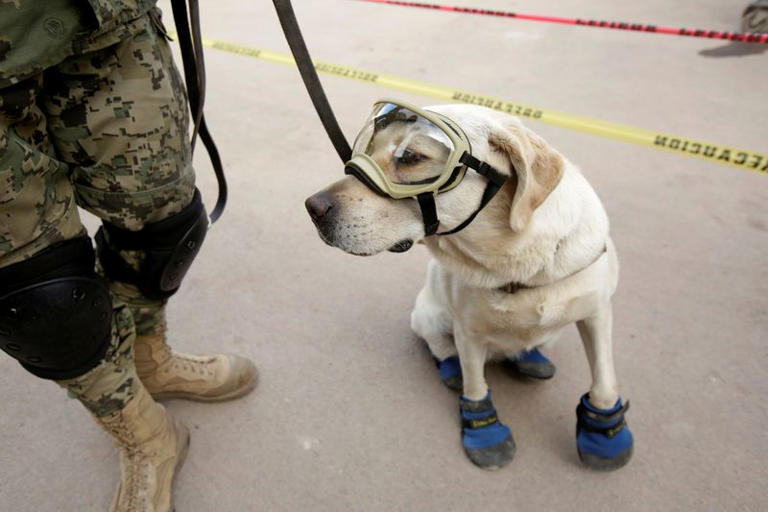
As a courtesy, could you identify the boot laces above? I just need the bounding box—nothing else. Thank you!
[168,353,217,377]
[102,412,151,509]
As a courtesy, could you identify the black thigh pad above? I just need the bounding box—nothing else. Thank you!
[0,238,113,380]
[95,188,208,300]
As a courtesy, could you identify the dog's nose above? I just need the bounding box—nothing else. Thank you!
[305,192,334,221]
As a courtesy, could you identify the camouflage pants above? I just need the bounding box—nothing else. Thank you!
[0,10,194,416]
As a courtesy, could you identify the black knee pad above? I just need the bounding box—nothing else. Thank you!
[95,188,208,300]
[0,238,113,380]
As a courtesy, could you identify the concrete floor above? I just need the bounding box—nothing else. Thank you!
[1,1,767,510]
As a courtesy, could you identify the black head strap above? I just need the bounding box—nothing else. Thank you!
[348,154,508,238]
[438,180,502,236]
[417,193,440,236]
[459,153,508,187]
[434,153,509,236]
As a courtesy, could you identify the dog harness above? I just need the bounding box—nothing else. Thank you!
[499,244,608,294]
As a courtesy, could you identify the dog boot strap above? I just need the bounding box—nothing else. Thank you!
[460,392,511,451]
[576,393,634,469]
[577,396,630,438]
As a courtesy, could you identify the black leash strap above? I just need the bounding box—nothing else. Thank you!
[170,0,227,223]
[269,0,507,238]
[272,0,352,162]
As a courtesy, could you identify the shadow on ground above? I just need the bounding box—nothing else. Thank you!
[699,40,768,57]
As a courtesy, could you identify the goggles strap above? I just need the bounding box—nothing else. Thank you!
[417,193,440,236]
[439,180,503,236]
[459,154,508,188]
[437,155,508,236]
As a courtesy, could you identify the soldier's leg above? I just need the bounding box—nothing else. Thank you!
[1,72,188,512]
[44,8,257,403]
[0,73,130,400]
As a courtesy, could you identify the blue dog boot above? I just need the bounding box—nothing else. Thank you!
[434,355,463,391]
[576,393,634,471]
[506,348,556,379]
[460,391,516,470]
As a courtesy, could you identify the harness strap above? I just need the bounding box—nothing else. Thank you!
[272,0,352,162]
[170,0,227,222]
[498,244,608,294]
[499,281,532,294]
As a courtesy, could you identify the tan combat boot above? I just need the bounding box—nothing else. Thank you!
[134,332,258,402]
[95,383,189,512]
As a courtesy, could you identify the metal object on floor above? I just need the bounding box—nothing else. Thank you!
[743,0,768,33]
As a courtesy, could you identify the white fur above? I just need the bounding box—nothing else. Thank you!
[308,104,622,409]
[413,106,620,408]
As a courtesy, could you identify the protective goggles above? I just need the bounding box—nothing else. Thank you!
[344,99,508,236]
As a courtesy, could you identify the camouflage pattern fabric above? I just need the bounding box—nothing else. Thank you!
[57,304,140,418]
[43,9,194,231]
[85,0,159,35]
[1,6,194,414]
[112,280,168,336]
[1,7,193,265]
[0,0,157,88]
[0,73,85,263]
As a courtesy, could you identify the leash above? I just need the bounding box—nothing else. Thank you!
[271,0,352,163]
[355,0,768,44]
[170,0,228,222]
[271,0,506,238]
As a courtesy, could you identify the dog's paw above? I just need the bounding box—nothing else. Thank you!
[460,391,516,470]
[576,393,634,471]
[505,348,556,380]
[435,356,463,391]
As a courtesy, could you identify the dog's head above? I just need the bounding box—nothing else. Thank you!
[304,104,565,256]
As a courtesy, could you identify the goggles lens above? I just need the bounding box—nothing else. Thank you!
[352,102,456,187]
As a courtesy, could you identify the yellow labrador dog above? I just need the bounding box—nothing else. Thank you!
[305,103,633,471]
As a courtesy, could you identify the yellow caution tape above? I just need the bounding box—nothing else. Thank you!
[192,35,767,176]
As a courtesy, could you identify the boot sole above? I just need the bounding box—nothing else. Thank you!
[151,373,259,403]
[171,420,191,512]
[578,444,633,471]
[465,436,517,470]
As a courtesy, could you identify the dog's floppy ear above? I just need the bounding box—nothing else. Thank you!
[489,120,565,232]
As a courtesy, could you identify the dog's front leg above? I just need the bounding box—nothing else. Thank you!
[575,303,634,470]
[454,325,488,401]
[411,283,462,391]
[454,325,516,470]
[577,305,618,409]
